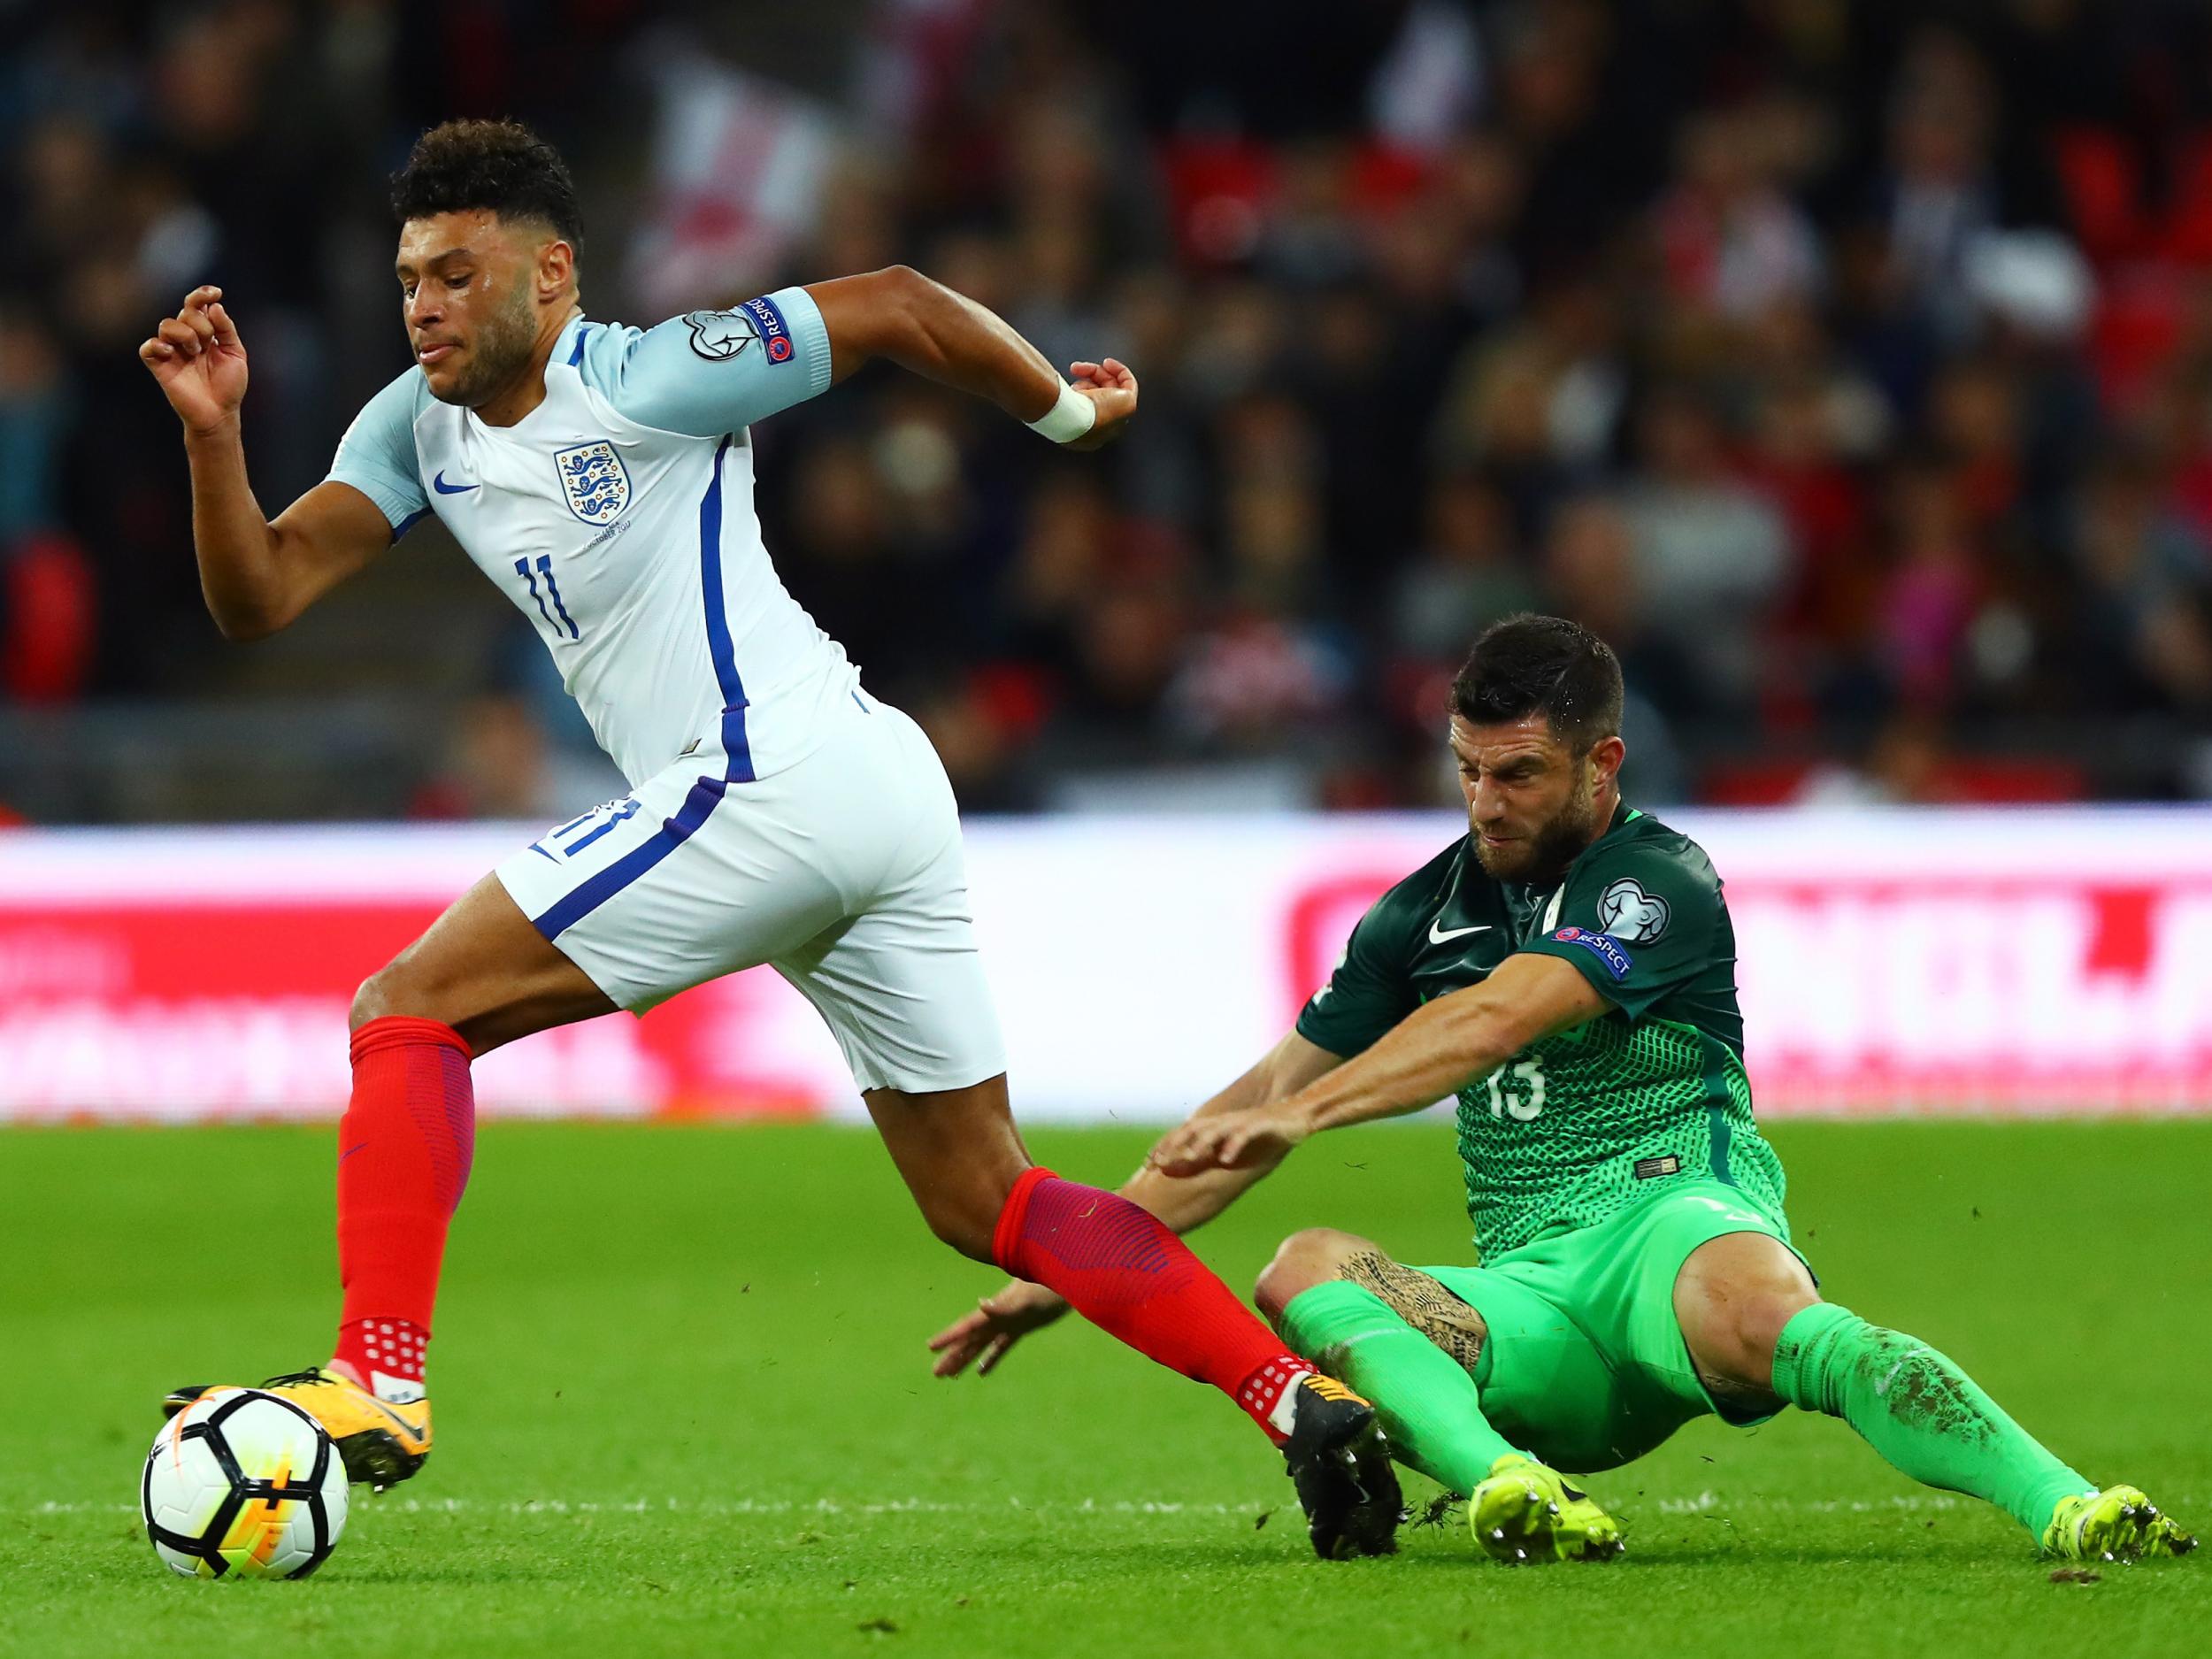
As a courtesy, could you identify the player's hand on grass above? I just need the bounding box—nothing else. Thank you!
[927,1279,1070,1377]
[1147,1105,1310,1178]
[1063,358,1135,449]
[139,285,248,436]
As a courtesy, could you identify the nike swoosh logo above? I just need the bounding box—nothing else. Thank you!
[1428,921,1492,945]
[432,472,479,494]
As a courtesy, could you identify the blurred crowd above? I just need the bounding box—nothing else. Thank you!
[9,0,2212,818]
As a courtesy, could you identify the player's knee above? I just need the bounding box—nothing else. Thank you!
[1676,1233,1816,1392]
[348,968,399,1033]
[929,1215,997,1264]
[1682,1286,1816,1393]
[1730,1291,1817,1386]
[348,960,442,1033]
[1254,1228,1371,1325]
[915,1187,1000,1264]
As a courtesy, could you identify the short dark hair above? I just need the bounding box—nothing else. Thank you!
[1450,614,1624,753]
[390,119,582,249]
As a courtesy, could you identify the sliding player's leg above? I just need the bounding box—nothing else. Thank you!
[1257,1230,1515,1494]
[1676,1231,2196,1560]
[1258,1229,1626,1562]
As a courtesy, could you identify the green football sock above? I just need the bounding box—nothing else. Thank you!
[1279,1279,1519,1496]
[1770,1302,2094,1537]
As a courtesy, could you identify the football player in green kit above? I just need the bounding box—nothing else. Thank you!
[931,615,2196,1567]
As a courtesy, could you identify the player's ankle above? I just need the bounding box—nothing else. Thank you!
[325,1357,367,1388]
[334,1315,430,1402]
[1235,1356,1320,1441]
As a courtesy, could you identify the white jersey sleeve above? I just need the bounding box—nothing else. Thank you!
[573,287,835,438]
[326,368,433,536]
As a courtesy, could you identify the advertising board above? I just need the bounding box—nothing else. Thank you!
[4,810,2208,1121]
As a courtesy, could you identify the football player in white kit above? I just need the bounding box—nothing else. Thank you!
[138,119,1400,1559]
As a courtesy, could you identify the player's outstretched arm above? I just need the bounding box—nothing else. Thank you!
[1115,1031,1348,1226]
[140,286,392,640]
[807,266,1135,450]
[926,1030,1344,1378]
[1148,954,1609,1178]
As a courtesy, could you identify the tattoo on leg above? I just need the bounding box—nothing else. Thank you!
[1340,1251,1489,1376]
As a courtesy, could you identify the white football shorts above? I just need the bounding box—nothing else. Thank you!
[495,687,1006,1095]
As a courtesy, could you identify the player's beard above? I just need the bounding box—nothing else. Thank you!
[1472,766,1604,887]
[431,281,540,409]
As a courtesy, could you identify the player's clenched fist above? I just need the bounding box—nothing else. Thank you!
[139,285,248,435]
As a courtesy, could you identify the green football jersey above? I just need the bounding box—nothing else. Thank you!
[1295,801,1787,1256]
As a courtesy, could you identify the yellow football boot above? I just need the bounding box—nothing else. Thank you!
[1468,1454,1624,1563]
[2043,1486,2197,1563]
[164,1367,430,1491]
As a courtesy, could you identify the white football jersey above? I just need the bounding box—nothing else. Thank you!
[326,289,856,786]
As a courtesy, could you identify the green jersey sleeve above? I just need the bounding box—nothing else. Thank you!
[1294,890,1422,1059]
[1516,830,1723,1021]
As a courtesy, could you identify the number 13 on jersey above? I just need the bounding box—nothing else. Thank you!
[1482,1057,1548,1121]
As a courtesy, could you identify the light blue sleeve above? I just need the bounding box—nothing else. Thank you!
[578,286,835,439]
[326,368,431,537]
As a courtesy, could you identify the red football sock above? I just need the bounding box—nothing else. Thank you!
[333,1016,474,1402]
[992,1167,1316,1441]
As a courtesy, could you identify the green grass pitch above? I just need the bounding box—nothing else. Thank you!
[2,1118,2204,1658]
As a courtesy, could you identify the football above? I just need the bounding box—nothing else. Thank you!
[140,1388,349,1579]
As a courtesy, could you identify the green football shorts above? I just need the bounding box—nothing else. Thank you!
[1419,1180,1809,1474]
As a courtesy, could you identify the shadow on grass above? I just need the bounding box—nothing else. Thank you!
[1375,1531,2035,1572]
[1595,1541,2037,1569]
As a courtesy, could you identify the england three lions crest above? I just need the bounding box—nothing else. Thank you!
[555,440,631,526]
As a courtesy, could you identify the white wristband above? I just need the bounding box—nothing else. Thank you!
[1025,378,1098,443]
